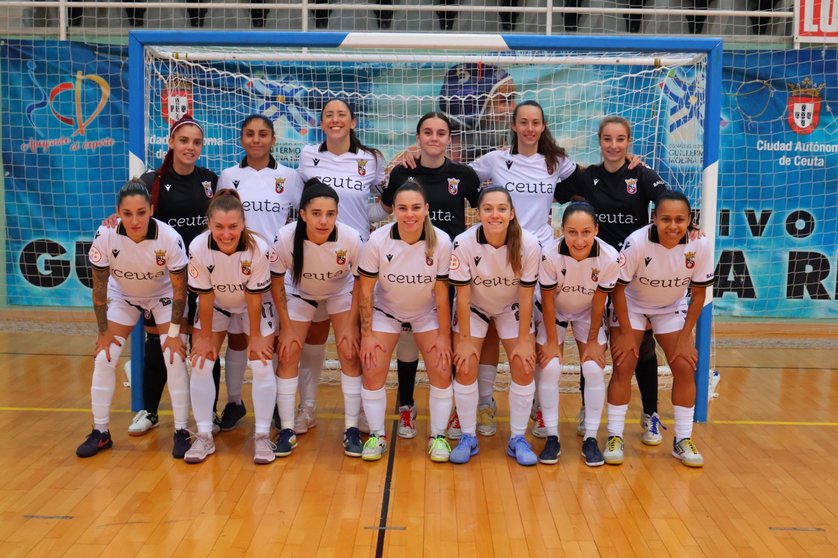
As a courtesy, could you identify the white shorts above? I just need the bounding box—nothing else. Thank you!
[107,294,174,327]
[194,299,276,337]
[372,306,439,335]
[534,304,607,346]
[287,291,352,322]
[452,302,533,340]
[608,299,688,335]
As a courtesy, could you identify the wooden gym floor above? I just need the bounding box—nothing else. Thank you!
[0,320,836,557]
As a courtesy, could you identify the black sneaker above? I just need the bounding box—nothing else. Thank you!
[343,427,363,457]
[538,435,561,464]
[172,429,191,459]
[76,429,113,458]
[275,428,297,457]
[582,437,605,467]
[219,401,247,431]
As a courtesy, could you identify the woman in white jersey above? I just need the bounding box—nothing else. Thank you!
[79,180,190,458]
[357,182,453,462]
[185,190,277,465]
[449,186,541,466]
[293,98,387,435]
[536,202,620,467]
[605,191,714,468]
[215,114,303,433]
[270,179,364,458]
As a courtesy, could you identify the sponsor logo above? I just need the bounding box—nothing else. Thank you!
[336,249,347,265]
[685,251,696,269]
[241,260,252,276]
[473,256,481,267]
[447,177,460,195]
[177,239,183,250]
[593,178,599,186]
[449,254,460,271]
[787,77,823,135]
[164,183,172,192]
[313,158,320,166]
[645,256,652,266]
[232,180,240,188]
[268,249,278,263]
[188,264,199,278]
[357,160,368,176]
[111,249,120,258]
[155,249,167,266]
[89,246,102,263]
[275,177,285,194]
[206,264,215,273]
[505,160,513,170]
[386,254,393,262]
[625,178,638,195]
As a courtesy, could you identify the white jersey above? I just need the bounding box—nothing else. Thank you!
[187,230,273,314]
[539,236,620,319]
[297,143,386,241]
[449,225,540,316]
[89,218,188,299]
[218,157,303,241]
[271,221,363,300]
[470,149,576,244]
[617,225,715,313]
[358,223,452,321]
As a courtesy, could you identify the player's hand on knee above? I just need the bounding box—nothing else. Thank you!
[95,331,122,362]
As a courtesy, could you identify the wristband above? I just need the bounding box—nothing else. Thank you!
[168,323,181,338]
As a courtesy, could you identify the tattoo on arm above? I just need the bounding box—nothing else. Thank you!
[169,269,187,325]
[360,292,372,334]
[92,267,110,333]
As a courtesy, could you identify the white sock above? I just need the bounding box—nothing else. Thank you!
[361,386,387,436]
[298,343,325,408]
[581,360,605,439]
[341,373,362,429]
[509,380,536,438]
[161,339,190,430]
[477,364,497,407]
[276,376,299,432]
[250,359,277,434]
[428,384,453,437]
[607,403,629,438]
[537,358,561,437]
[673,405,695,441]
[452,380,478,436]
[191,358,217,434]
[90,336,125,432]
[224,347,247,404]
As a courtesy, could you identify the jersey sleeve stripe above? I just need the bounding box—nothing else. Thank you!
[539,282,558,291]
[436,274,449,281]
[357,267,378,278]
[449,278,470,287]
[91,262,109,270]
[270,271,285,278]
[520,279,537,288]
[596,284,615,293]
[188,285,213,294]
[246,284,272,295]
[616,278,631,286]
[690,278,715,288]
[169,265,187,274]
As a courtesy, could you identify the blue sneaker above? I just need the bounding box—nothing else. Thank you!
[582,437,605,467]
[449,433,479,464]
[506,435,537,466]
[274,428,297,457]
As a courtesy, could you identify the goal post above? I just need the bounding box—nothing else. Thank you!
[127,31,722,422]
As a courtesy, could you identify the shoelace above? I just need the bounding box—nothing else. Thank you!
[448,415,461,429]
[648,414,667,435]
[256,434,277,452]
[400,409,413,427]
[430,436,450,453]
[679,438,699,454]
[607,437,622,451]
[534,411,546,428]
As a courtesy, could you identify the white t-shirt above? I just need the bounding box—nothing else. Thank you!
[187,230,273,314]
[449,225,540,316]
[89,218,188,299]
[271,221,363,300]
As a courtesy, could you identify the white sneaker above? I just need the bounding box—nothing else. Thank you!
[576,407,585,437]
[603,435,624,465]
[253,433,276,465]
[127,410,159,436]
[531,406,547,439]
[361,434,387,461]
[476,400,497,436]
[672,437,704,467]
[445,411,462,440]
[294,404,317,434]
[428,435,452,462]
[184,432,215,464]
[397,405,417,439]
[641,412,665,446]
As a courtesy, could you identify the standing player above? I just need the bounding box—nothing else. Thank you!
[78,180,190,458]
[606,191,714,467]
[216,114,303,433]
[270,179,364,457]
[185,190,277,464]
[357,182,453,462]
[448,186,540,466]
[536,202,620,466]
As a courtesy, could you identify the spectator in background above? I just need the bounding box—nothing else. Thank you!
[625,0,649,33]
[436,0,459,30]
[499,0,522,31]
[373,0,395,29]
[188,0,208,28]
[251,0,268,28]
[749,0,780,35]
[124,1,146,27]
[312,0,330,28]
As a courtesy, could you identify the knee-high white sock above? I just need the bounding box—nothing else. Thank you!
[607,403,629,438]
[361,386,387,436]
[275,376,298,432]
[509,380,536,438]
[581,360,605,439]
[298,343,325,408]
[250,359,277,434]
[477,364,497,407]
[341,373,362,429]
[673,405,695,441]
[396,331,419,362]
[537,358,561,437]
[91,337,125,431]
[161,340,190,430]
[452,380,478,436]
[191,358,217,434]
[429,384,453,437]
[224,347,247,404]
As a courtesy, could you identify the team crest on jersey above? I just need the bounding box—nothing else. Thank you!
[155,250,167,266]
[447,178,460,195]
[336,249,347,265]
[268,249,278,263]
[357,160,368,176]
[625,178,638,194]
[591,267,600,282]
[188,264,199,278]
[275,177,285,194]
[241,260,252,275]
[685,251,696,269]
[89,246,102,263]
[202,181,213,198]
[426,256,434,267]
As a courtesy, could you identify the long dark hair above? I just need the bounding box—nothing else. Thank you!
[393,180,437,260]
[561,201,598,227]
[320,98,383,160]
[117,178,153,208]
[477,186,523,276]
[206,189,256,252]
[150,114,204,209]
[241,113,275,139]
[292,178,340,286]
[415,111,452,135]
[510,100,566,173]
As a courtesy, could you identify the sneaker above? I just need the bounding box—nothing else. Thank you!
[446,411,462,440]
[294,404,317,434]
[476,400,497,437]
[172,429,191,459]
[641,412,666,446]
[531,407,547,439]
[358,407,370,434]
[343,427,363,457]
[76,429,112,458]
[449,433,479,464]
[254,433,277,464]
[397,405,417,439]
[603,435,624,465]
[361,434,387,461]
[184,432,215,463]
[672,437,704,468]
[576,407,586,437]
[506,435,538,466]
[127,410,159,436]
[218,401,246,431]
[582,437,605,467]
[212,413,221,434]
[274,428,297,457]
[428,435,452,463]
[538,435,561,465]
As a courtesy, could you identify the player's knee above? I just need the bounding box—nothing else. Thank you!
[581,360,605,386]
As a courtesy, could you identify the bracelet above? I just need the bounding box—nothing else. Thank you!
[168,323,181,338]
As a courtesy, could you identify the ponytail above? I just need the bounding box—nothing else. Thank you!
[292,178,340,285]
[477,186,522,275]
[393,180,436,260]
[510,100,566,173]
[207,189,256,252]
[152,113,205,209]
